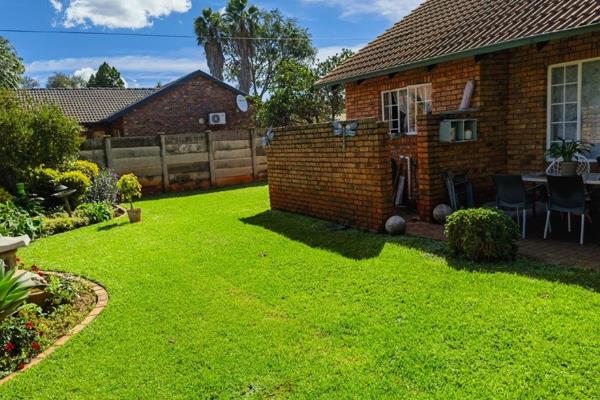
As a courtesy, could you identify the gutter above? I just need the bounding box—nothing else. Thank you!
[315,23,600,89]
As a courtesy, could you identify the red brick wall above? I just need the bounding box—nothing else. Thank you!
[344,32,600,221]
[267,119,394,232]
[119,74,253,136]
[506,32,600,174]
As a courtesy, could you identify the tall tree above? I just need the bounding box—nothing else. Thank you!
[224,0,259,94]
[0,36,24,89]
[87,62,125,88]
[315,49,355,121]
[244,9,314,98]
[21,76,39,89]
[194,8,226,81]
[46,72,87,89]
[257,49,355,127]
[194,1,315,99]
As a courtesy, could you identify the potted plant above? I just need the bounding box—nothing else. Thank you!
[117,174,142,223]
[545,139,592,176]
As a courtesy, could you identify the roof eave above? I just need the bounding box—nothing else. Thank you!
[315,23,600,89]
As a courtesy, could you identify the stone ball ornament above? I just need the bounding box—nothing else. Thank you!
[433,204,454,224]
[385,215,407,235]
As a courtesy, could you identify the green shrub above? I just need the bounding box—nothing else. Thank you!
[85,169,118,204]
[445,208,519,262]
[40,215,89,236]
[0,187,13,204]
[0,202,43,238]
[75,202,113,224]
[117,174,142,209]
[0,90,83,189]
[58,171,91,203]
[65,160,99,180]
[25,166,61,197]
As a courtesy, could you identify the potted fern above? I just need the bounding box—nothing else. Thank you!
[117,174,142,223]
[546,139,592,176]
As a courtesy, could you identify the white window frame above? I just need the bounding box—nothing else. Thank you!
[381,83,432,136]
[547,56,600,159]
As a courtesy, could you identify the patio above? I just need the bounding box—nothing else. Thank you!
[403,210,600,271]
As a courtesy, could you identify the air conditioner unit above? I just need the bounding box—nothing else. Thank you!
[209,112,227,125]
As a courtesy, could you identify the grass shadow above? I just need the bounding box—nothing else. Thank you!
[97,220,128,232]
[242,210,600,293]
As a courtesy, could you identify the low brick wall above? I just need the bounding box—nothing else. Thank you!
[266,119,394,232]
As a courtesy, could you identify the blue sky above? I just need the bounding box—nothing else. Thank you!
[0,0,422,88]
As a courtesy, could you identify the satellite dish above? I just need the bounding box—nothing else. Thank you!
[236,95,249,112]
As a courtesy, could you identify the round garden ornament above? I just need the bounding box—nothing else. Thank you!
[385,215,406,235]
[433,204,453,224]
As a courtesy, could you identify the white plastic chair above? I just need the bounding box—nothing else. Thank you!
[545,154,590,176]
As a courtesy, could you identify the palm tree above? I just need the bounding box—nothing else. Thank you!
[194,8,226,81]
[224,0,258,94]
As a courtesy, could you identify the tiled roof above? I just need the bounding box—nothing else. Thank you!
[17,88,157,124]
[317,0,600,87]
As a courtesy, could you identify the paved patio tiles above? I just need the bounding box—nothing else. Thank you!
[402,215,600,271]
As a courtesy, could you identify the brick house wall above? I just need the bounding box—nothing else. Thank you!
[267,119,394,232]
[343,32,600,221]
[113,74,253,136]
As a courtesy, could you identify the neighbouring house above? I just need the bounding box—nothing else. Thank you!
[266,0,600,230]
[18,70,253,138]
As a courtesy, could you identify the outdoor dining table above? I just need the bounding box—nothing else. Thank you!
[522,173,600,185]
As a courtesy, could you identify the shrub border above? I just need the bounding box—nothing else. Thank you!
[0,274,108,385]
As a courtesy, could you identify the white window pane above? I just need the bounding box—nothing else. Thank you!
[551,124,563,141]
[564,123,577,141]
[565,84,577,102]
[383,93,390,107]
[582,60,600,157]
[551,105,564,122]
[565,103,578,122]
[390,91,398,105]
[566,65,578,83]
[384,106,390,121]
[552,67,564,85]
[551,85,564,103]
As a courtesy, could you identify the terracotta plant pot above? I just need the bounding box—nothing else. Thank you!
[561,161,577,176]
[127,208,142,223]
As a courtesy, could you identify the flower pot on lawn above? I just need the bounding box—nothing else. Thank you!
[127,208,142,223]
[561,161,577,176]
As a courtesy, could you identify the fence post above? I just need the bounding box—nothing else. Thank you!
[250,129,258,180]
[159,134,169,192]
[208,132,216,186]
[104,136,113,170]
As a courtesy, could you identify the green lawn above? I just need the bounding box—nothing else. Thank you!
[1,185,599,399]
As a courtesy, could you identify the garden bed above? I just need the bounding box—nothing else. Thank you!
[0,263,105,382]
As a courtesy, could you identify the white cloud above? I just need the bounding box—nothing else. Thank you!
[27,55,206,75]
[73,66,95,81]
[316,44,366,63]
[50,0,192,29]
[49,0,63,12]
[27,54,207,87]
[303,0,423,21]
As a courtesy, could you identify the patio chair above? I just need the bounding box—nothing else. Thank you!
[444,171,474,210]
[544,175,588,245]
[492,175,533,239]
[545,154,590,176]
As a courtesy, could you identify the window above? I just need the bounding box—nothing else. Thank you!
[382,84,432,135]
[548,58,600,159]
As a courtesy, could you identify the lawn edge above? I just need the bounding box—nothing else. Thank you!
[0,274,109,386]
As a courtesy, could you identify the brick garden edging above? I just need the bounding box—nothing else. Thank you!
[0,274,109,385]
